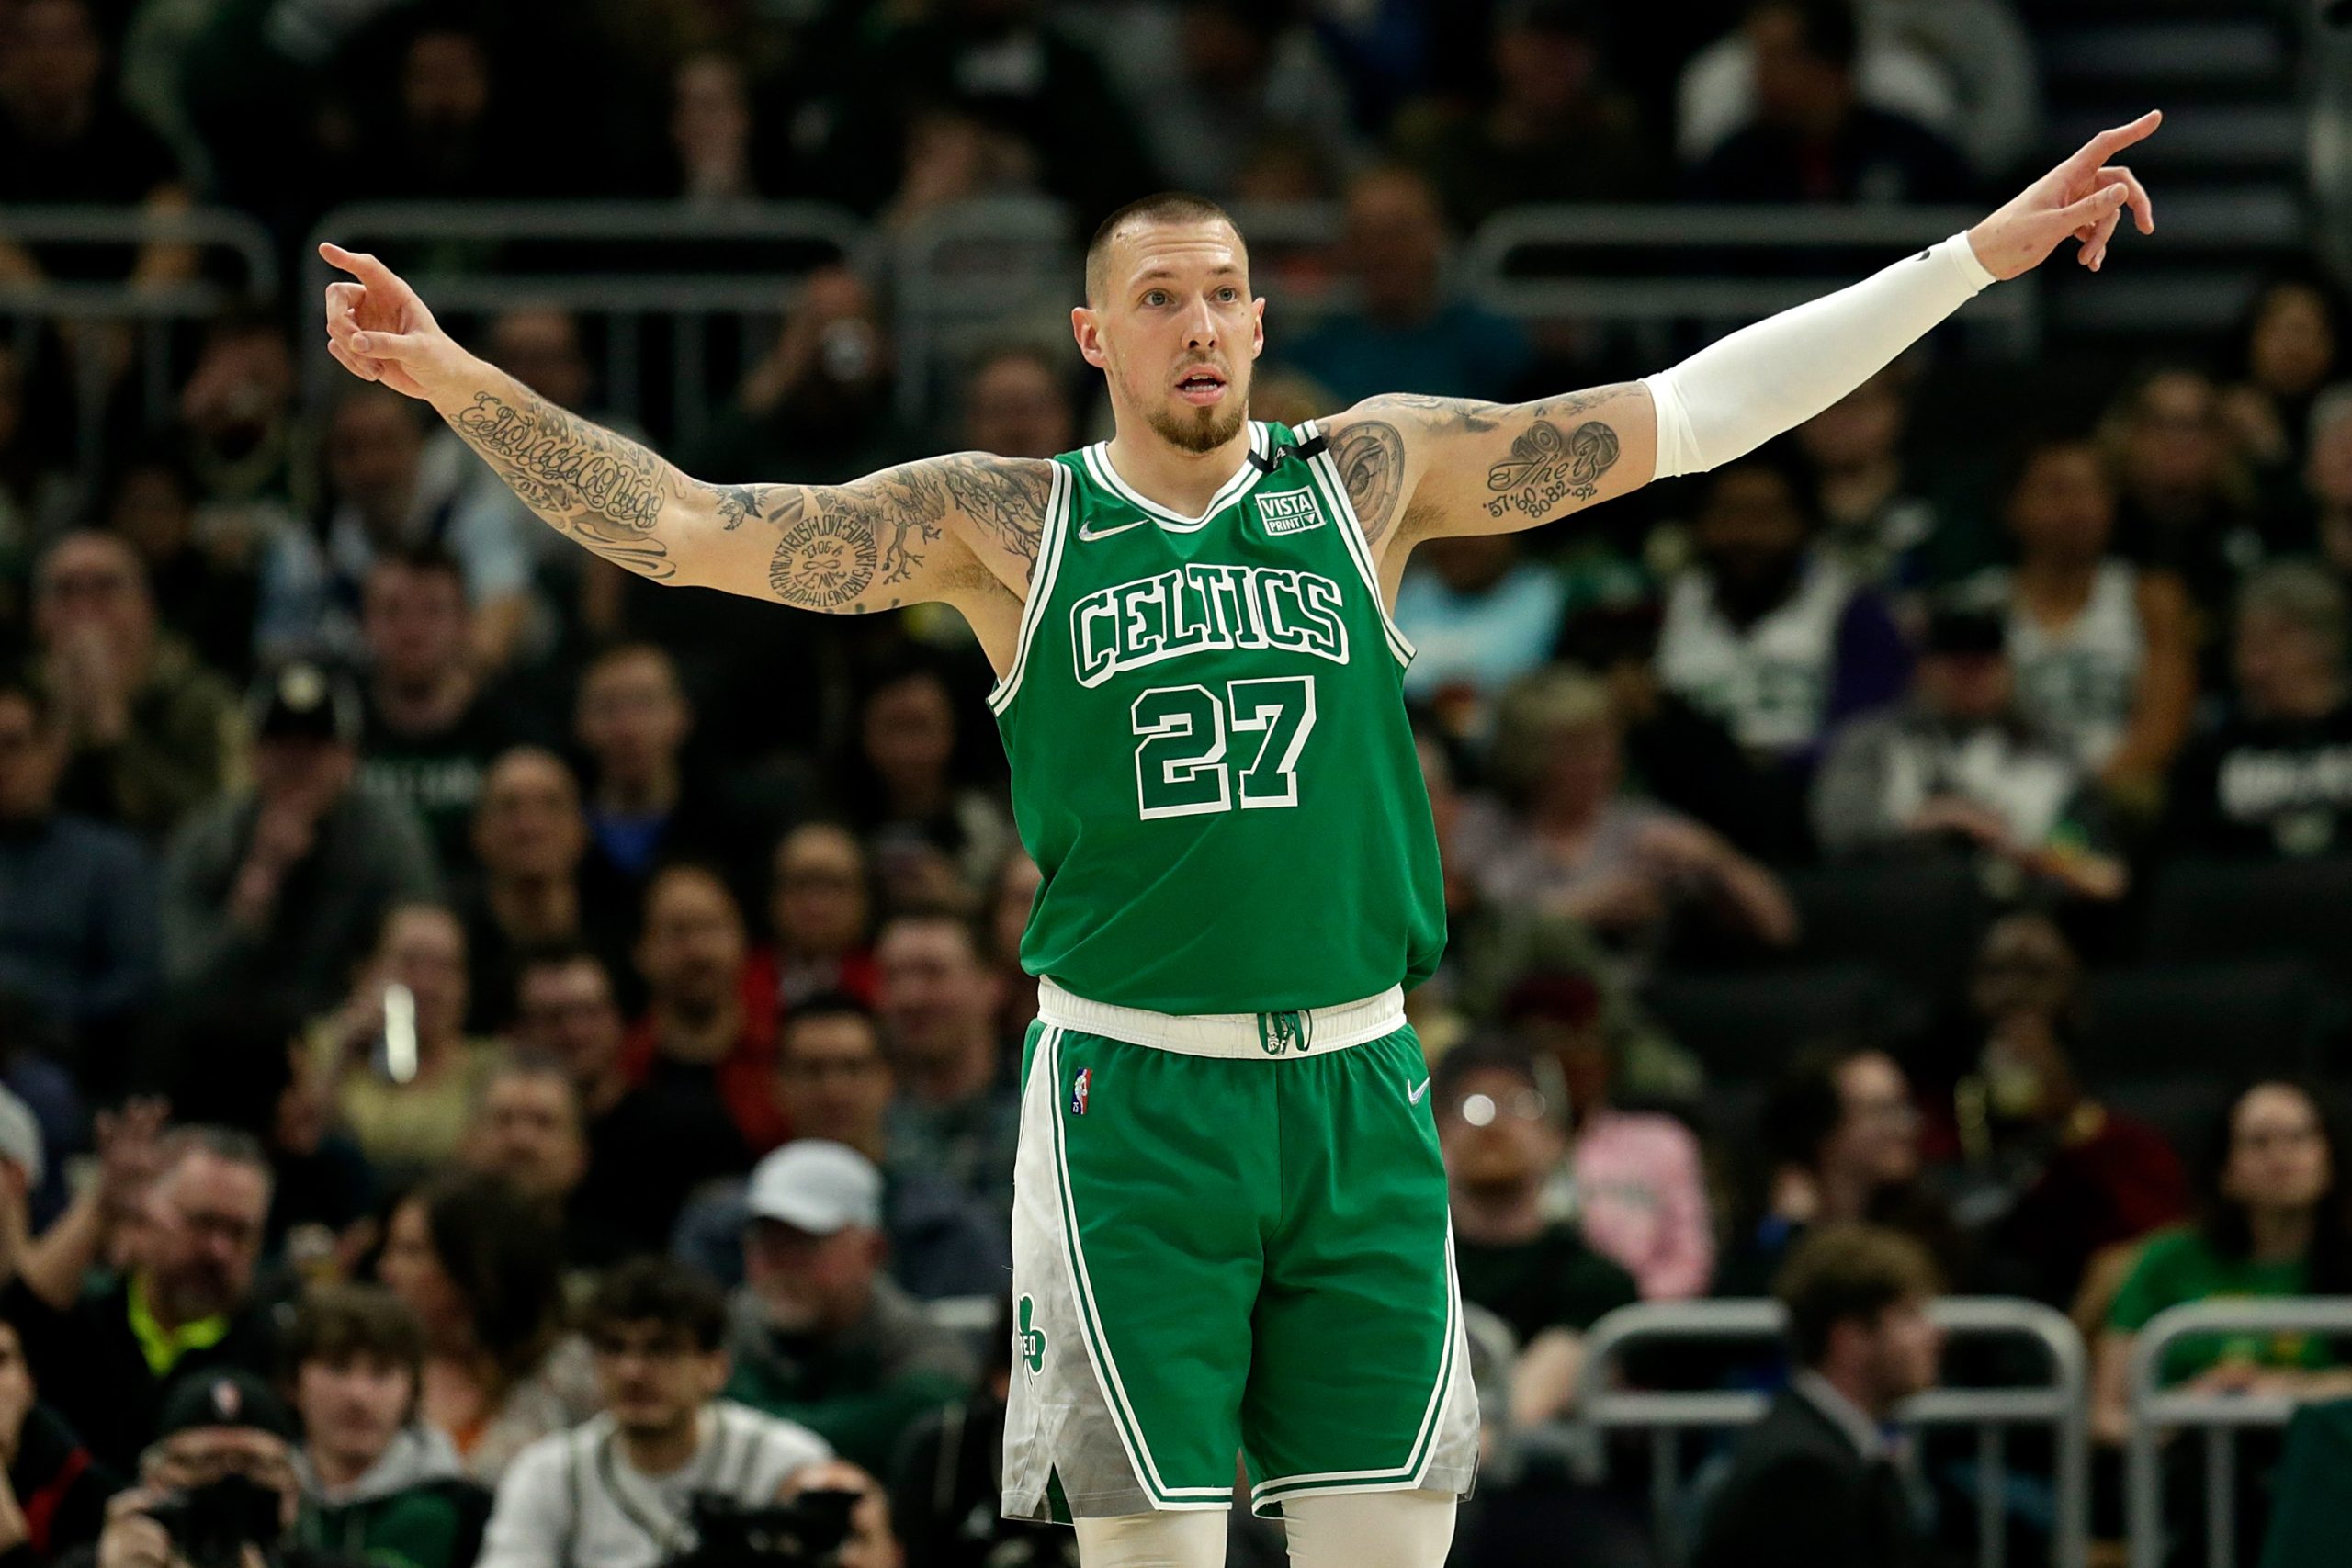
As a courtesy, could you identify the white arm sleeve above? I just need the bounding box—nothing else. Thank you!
[1642,231,1997,479]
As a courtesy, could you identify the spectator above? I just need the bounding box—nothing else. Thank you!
[1566,603,1810,860]
[336,22,520,202]
[510,948,720,1260]
[1436,1040,1638,1427]
[478,1259,830,1568]
[1282,166,1533,407]
[104,455,260,683]
[665,52,760,203]
[2093,1081,2352,1438]
[573,645,750,929]
[671,996,1009,1302]
[1794,365,1947,590]
[695,267,912,487]
[1690,1224,1948,1568]
[159,653,424,1026]
[461,1055,625,1271]
[725,1141,976,1473]
[889,1296,1069,1568]
[876,911,1017,1215]
[1953,437,2196,798]
[1505,976,1714,1300]
[2307,389,2352,601]
[1679,0,2038,177]
[622,864,780,1163]
[1941,914,2188,1312]
[5,1119,281,1473]
[287,1285,478,1568]
[374,1171,597,1486]
[33,531,245,842]
[1717,1045,1955,1296]
[0,673,159,1062]
[0,1313,115,1563]
[0,0,193,287]
[1460,669,1796,987]
[459,748,626,1037]
[2102,368,2267,616]
[1093,0,1362,200]
[355,547,526,868]
[1397,0,1661,228]
[1657,448,1912,764]
[1689,0,1974,204]
[172,312,311,564]
[960,344,1079,462]
[780,1458,901,1568]
[310,903,502,1180]
[841,661,1012,901]
[824,0,1159,224]
[2166,563,2352,859]
[2219,269,2346,493]
[159,997,376,1262]
[256,387,533,670]
[767,823,879,1013]
[982,849,1040,1045]
[1394,534,1567,739]
[1812,607,2126,900]
[94,1370,364,1568]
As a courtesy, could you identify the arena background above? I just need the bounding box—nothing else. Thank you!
[0,1,2349,1566]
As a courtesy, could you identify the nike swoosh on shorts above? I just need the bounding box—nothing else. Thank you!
[1408,1078,1431,1105]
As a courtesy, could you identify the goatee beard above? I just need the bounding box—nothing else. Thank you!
[1147,399,1250,454]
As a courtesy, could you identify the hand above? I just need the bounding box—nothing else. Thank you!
[97,1490,178,1568]
[1969,110,2160,280]
[319,243,467,402]
[1633,818,1724,883]
[93,1098,171,1223]
[1909,795,2012,849]
[1555,870,1668,933]
[47,626,132,743]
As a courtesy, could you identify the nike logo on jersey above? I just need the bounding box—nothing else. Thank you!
[1408,1077,1431,1105]
[1075,515,1148,542]
[1071,564,1351,687]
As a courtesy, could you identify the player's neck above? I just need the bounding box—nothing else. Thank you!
[1103,421,1258,517]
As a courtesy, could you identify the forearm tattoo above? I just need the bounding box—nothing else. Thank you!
[451,389,681,579]
[1329,420,1407,546]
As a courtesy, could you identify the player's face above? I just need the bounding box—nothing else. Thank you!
[1076,221,1264,456]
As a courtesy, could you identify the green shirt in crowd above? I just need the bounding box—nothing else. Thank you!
[2109,1227,2330,1384]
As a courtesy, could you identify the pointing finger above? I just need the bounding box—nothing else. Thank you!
[2078,110,2163,170]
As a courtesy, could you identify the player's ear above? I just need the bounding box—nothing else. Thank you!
[1250,296,1266,360]
[1071,307,1107,370]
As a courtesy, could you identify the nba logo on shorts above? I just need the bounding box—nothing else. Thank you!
[1255,488,1325,536]
[1070,1067,1091,1116]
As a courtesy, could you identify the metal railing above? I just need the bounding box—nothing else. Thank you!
[304,200,870,439]
[1463,204,2042,360]
[0,206,278,474]
[2125,1298,2352,1568]
[1572,1297,2088,1568]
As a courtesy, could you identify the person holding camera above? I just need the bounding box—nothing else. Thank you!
[477,1259,830,1568]
[287,1285,483,1568]
[86,1371,363,1568]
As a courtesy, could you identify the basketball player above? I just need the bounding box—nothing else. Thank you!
[321,110,2160,1568]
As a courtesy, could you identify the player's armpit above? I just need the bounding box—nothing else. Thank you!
[1324,386,1658,559]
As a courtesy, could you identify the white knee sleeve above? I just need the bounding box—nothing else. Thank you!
[1281,1489,1459,1568]
[1073,1508,1228,1568]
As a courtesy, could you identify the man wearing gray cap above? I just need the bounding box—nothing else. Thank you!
[722,1142,976,1474]
[160,661,440,1017]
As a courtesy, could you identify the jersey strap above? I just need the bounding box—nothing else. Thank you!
[985,460,1075,716]
[1294,419,1414,668]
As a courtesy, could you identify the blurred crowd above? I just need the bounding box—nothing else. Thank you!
[0,0,2344,1565]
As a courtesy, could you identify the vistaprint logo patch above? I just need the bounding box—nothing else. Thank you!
[1255,488,1325,536]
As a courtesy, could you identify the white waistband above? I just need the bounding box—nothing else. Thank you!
[1035,976,1407,1059]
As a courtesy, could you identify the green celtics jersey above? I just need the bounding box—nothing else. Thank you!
[989,420,1445,1014]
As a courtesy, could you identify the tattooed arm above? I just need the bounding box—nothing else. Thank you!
[1319,385,1658,566]
[317,244,1046,620]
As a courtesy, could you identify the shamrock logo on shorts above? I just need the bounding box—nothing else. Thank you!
[1016,1295,1047,1375]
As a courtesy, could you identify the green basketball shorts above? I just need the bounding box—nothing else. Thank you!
[1001,977,1480,1523]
